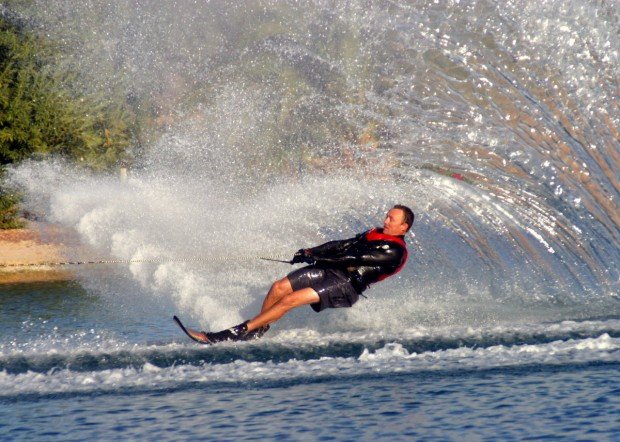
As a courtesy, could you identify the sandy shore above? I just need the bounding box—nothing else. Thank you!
[0,223,75,284]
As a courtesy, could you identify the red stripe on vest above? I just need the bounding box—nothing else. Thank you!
[365,228,409,281]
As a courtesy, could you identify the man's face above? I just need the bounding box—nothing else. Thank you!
[383,208,408,236]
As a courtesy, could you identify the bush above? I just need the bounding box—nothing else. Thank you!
[0,17,136,170]
[0,178,24,229]
[0,15,138,228]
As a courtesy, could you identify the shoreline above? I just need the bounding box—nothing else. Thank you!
[0,222,75,284]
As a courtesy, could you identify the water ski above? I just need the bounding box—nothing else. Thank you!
[173,315,211,344]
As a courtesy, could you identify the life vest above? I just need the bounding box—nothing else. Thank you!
[364,228,408,281]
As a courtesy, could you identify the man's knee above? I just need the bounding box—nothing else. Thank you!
[271,277,292,295]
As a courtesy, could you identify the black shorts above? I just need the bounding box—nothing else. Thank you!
[287,266,359,312]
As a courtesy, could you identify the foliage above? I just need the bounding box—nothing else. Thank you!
[0,14,141,227]
[0,166,24,229]
[0,191,23,229]
[0,17,136,170]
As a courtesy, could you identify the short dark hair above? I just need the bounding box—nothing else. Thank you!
[393,204,414,231]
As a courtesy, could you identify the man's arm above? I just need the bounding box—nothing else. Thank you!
[292,234,362,264]
[313,242,405,268]
[306,234,362,258]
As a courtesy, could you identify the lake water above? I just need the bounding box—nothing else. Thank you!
[1,280,618,440]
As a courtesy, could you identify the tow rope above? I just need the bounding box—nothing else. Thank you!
[0,254,293,269]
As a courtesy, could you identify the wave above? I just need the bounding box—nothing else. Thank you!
[1,319,619,399]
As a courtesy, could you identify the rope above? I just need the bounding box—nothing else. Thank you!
[0,254,292,269]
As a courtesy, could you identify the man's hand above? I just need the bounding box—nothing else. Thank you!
[291,249,315,264]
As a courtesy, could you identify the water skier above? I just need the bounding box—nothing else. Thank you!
[180,205,413,343]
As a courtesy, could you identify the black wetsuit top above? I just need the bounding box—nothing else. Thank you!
[306,228,408,293]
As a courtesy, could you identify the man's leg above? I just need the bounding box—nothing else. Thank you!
[260,276,294,313]
[247,287,319,332]
[205,271,322,343]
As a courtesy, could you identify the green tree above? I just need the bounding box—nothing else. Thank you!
[0,15,137,227]
[0,17,135,169]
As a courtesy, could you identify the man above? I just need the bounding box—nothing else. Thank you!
[191,205,413,343]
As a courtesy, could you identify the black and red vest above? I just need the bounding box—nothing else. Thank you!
[364,228,408,281]
[310,228,409,292]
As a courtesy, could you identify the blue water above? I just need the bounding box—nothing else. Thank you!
[3,365,620,441]
[1,281,619,440]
